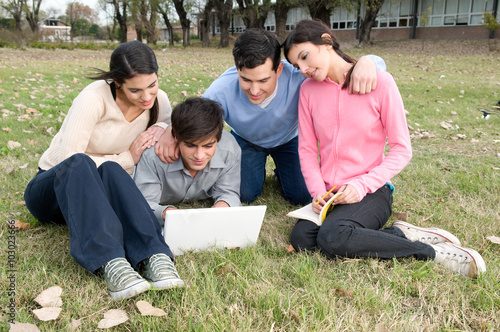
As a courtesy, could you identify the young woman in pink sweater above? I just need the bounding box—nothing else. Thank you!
[283,19,485,278]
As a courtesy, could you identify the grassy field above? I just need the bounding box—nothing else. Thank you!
[0,40,499,331]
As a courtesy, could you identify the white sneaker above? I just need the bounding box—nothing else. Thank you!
[431,242,486,279]
[393,221,461,246]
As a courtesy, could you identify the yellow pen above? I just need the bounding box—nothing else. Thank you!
[315,185,338,205]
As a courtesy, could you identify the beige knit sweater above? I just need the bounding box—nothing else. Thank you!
[38,80,171,174]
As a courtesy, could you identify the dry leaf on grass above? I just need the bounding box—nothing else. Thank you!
[216,263,237,275]
[7,141,21,149]
[486,236,500,244]
[71,319,81,330]
[289,310,300,324]
[287,244,296,253]
[392,212,408,221]
[97,309,128,329]
[33,307,62,321]
[7,219,31,230]
[6,165,14,174]
[34,285,63,307]
[331,289,354,297]
[136,300,167,317]
[9,321,40,332]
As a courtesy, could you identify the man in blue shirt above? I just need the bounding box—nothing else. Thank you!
[156,29,385,205]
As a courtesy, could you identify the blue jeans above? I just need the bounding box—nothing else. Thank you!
[24,153,174,273]
[232,132,311,205]
[290,185,435,260]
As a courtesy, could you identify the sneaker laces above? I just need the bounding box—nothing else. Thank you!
[148,254,179,278]
[104,258,142,288]
[433,245,475,276]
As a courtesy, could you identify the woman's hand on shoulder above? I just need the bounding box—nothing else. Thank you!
[129,131,153,165]
[145,125,166,143]
[154,126,179,164]
[334,184,360,204]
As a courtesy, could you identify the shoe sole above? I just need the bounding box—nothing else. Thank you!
[393,221,461,246]
[448,243,487,279]
[150,278,185,290]
[110,279,151,300]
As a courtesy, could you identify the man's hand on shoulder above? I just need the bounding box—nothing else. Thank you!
[155,126,179,164]
[349,56,377,95]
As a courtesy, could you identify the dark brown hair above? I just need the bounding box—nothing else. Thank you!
[171,98,224,143]
[283,19,357,89]
[88,40,159,127]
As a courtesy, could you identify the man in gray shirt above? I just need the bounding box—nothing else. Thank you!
[134,97,241,226]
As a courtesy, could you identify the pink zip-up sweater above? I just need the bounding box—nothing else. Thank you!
[298,71,412,199]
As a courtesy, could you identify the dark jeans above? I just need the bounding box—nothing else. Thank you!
[290,185,435,260]
[232,132,310,206]
[24,153,173,273]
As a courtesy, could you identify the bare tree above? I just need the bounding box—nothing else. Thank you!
[172,0,190,46]
[301,0,343,28]
[155,0,174,45]
[111,0,128,43]
[66,2,94,39]
[24,0,43,32]
[2,0,26,31]
[214,0,232,47]
[97,0,116,41]
[130,0,143,41]
[235,0,271,29]
[274,0,296,42]
[358,0,385,45]
[198,0,214,47]
[140,0,158,44]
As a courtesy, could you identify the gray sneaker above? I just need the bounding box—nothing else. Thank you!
[99,257,151,300]
[142,253,185,289]
[393,221,461,245]
[431,242,486,279]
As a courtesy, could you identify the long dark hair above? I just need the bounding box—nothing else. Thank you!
[283,19,356,89]
[88,40,160,127]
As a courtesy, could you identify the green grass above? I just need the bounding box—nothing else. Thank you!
[1,40,499,331]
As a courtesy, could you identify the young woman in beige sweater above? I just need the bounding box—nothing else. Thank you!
[24,41,184,300]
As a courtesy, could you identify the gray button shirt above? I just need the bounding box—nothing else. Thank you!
[134,131,241,225]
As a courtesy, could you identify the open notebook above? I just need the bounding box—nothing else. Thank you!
[163,205,267,256]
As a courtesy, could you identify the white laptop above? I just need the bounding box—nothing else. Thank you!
[163,205,267,256]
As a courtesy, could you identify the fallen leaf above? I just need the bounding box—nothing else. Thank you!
[33,307,62,321]
[2,127,11,132]
[331,289,354,297]
[6,165,14,174]
[180,91,188,97]
[19,163,28,169]
[46,127,54,135]
[440,121,453,130]
[8,219,31,230]
[289,310,300,324]
[34,286,63,307]
[7,141,21,149]
[71,319,81,330]
[287,244,296,253]
[9,321,40,332]
[392,212,408,221]
[136,300,167,316]
[486,236,500,244]
[98,309,128,329]
[216,263,236,275]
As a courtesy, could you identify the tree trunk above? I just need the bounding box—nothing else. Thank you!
[200,0,214,47]
[358,0,385,45]
[113,0,128,43]
[214,0,232,48]
[24,0,42,33]
[235,0,270,29]
[274,0,292,43]
[307,2,332,28]
[172,0,190,46]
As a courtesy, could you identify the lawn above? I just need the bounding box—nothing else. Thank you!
[0,39,499,331]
